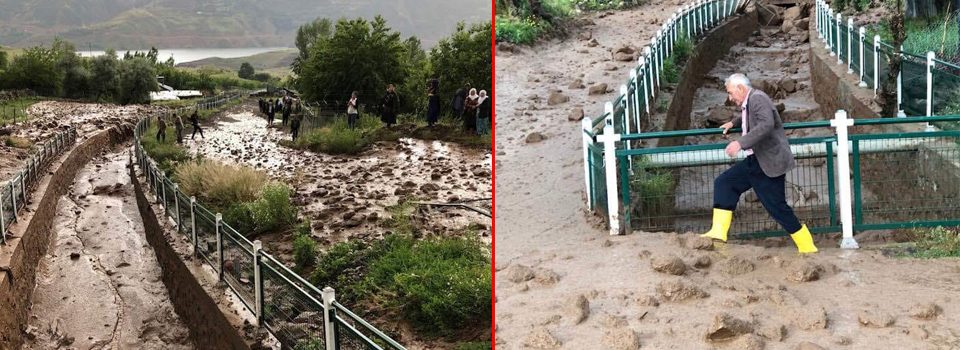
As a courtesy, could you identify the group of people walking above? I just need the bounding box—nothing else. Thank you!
[447,82,491,135]
[156,110,204,144]
[259,95,304,141]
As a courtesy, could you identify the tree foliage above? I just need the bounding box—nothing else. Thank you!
[238,62,255,79]
[119,57,158,104]
[292,17,333,76]
[429,21,493,99]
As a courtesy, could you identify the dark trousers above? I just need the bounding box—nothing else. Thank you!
[192,125,204,139]
[348,113,358,130]
[714,156,802,233]
[283,112,290,126]
[157,129,165,143]
[291,122,301,141]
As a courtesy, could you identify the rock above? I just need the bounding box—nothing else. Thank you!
[579,31,593,41]
[694,255,712,268]
[526,132,547,144]
[568,294,590,325]
[604,63,619,71]
[615,52,636,62]
[601,329,641,350]
[589,83,609,95]
[706,107,735,127]
[420,183,440,192]
[775,103,786,114]
[506,264,536,283]
[498,42,521,54]
[781,20,795,35]
[568,79,586,89]
[779,78,798,93]
[794,342,827,350]
[651,255,687,275]
[754,40,771,48]
[745,190,759,203]
[534,268,561,285]
[789,262,823,282]
[23,325,38,340]
[908,324,929,340]
[786,305,828,330]
[753,79,779,97]
[587,39,600,47]
[909,302,942,320]
[858,310,894,328]
[547,91,569,106]
[705,313,754,342]
[657,280,709,302]
[732,334,765,350]
[523,328,562,350]
[600,314,628,328]
[720,256,755,276]
[637,295,660,307]
[832,335,851,345]
[797,18,810,30]
[796,31,810,44]
[70,252,81,260]
[613,45,635,55]
[568,108,585,121]
[783,6,804,23]
[689,236,715,250]
[757,324,786,342]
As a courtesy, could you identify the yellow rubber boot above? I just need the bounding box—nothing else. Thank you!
[701,209,733,242]
[790,224,819,254]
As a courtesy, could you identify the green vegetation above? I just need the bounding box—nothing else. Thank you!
[238,62,255,80]
[293,224,317,272]
[891,226,960,258]
[4,136,33,149]
[141,125,191,175]
[457,342,493,350]
[673,34,695,65]
[662,57,680,84]
[0,98,40,125]
[868,10,958,60]
[630,156,676,216]
[657,98,669,113]
[495,0,647,44]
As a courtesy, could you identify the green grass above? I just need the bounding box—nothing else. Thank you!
[495,15,550,45]
[868,10,959,61]
[293,231,318,272]
[141,125,192,175]
[662,57,680,84]
[0,98,40,126]
[657,98,669,113]
[495,0,648,44]
[897,226,960,258]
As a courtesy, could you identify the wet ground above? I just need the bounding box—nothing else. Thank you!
[23,148,194,350]
[183,102,492,257]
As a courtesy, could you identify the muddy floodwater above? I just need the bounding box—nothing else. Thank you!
[183,103,492,256]
[24,149,194,350]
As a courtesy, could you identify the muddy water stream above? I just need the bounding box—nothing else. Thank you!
[24,149,194,350]
[184,103,492,258]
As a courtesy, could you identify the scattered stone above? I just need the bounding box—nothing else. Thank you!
[568,108,585,121]
[797,19,810,30]
[689,236,715,250]
[705,313,754,342]
[858,310,894,328]
[779,78,798,93]
[745,190,760,202]
[732,334,765,350]
[794,341,827,350]
[601,329,641,350]
[525,132,546,144]
[720,256,756,276]
[604,63,619,71]
[600,313,628,328]
[420,183,440,192]
[789,262,823,282]
[908,324,929,340]
[589,83,609,95]
[523,328,562,350]
[637,295,660,307]
[757,323,786,342]
[498,42,521,54]
[783,6,804,23]
[651,255,687,275]
[506,264,536,283]
[579,31,593,41]
[694,255,712,268]
[656,280,709,302]
[568,294,590,325]
[70,252,81,260]
[832,335,851,345]
[587,39,600,47]
[547,91,569,106]
[23,325,38,341]
[909,302,942,320]
[781,20,795,35]
[786,305,828,330]
[775,102,786,114]
[534,268,561,285]
[568,79,586,89]
[615,52,635,62]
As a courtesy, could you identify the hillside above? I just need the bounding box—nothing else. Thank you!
[175,49,297,71]
[0,0,491,49]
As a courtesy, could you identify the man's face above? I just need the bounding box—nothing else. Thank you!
[725,83,747,106]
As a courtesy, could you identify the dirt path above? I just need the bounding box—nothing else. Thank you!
[494,5,960,350]
[23,149,194,350]
[182,101,492,258]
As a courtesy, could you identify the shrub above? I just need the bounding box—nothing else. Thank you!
[247,183,298,232]
[495,15,547,45]
[293,233,318,271]
[175,160,267,208]
[673,34,694,65]
[384,199,418,236]
[141,125,191,175]
[293,119,370,155]
[662,57,679,84]
[310,240,372,302]
[657,98,669,113]
[909,226,960,258]
[4,136,32,149]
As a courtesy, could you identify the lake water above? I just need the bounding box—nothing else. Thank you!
[77,47,292,65]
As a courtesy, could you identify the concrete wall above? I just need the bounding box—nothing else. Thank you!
[0,126,132,348]
[658,8,759,147]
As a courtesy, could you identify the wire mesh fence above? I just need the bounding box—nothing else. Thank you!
[260,254,327,350]
[862,36,876,88]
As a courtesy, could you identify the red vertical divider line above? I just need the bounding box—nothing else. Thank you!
[491,0,497,348]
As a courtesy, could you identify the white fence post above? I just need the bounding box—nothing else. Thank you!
[640,55,651,114]
[697,0,703,35]
[630,69,640,125]
[173,183,180,227]
[253,240,263,324]
[190,196,196,247]
[656,31,664,86]
[873,35,880,97]
[598,103,621,236]
[847,18,854,74]
[582,117,594,210]
[836,14,843,64]
[215,212,223,280]
[322,287,337,350]
[817,0,822,38]
[926,51,936,131]
[858,27,867,87]
[897,45,906,118]
[621,85,631,135]
[651,38,660,89]
[826,9,833,52]
[831,110,859,249]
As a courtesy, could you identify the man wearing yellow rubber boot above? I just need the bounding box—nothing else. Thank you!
[702,73,818,254]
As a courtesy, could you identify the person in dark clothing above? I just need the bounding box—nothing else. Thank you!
[291,100,303,142]
[173,113,185,144]
[427,78,440,127]
[282,97,292,126]
[477,90,491,135]
[451,83,470,121]
[190,110,204,140]
[347,91,360,130]
[258,98,265,114]
[463,88,479,133]
[380,84,399,128]
[156,115,167,143]
[266,99,275,126]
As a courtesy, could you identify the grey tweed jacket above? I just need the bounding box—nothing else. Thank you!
[730,89,796,178]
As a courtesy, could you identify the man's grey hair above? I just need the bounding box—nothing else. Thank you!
[725,73,751,88]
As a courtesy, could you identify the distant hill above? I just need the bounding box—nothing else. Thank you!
[175,49,297,71]
[0,0,491,49]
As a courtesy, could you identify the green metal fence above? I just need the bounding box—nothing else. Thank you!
[134,93,406,350]
[0,126,78,244]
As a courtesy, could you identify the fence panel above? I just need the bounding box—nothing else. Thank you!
[260,254,327,349]
[862,36,876,88]
[900,53,928,116]
[222,225,256,312]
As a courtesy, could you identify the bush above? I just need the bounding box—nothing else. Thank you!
[673,34,694,65]
[293,119,370,155]
[293,233,318,272]
[909,226,960,258]
[247,183,298,232]
[310,239,372,302]
[175,160,267,208]
[495,15,547,45]
[4,136,32,149]
[662,57,679,84]
[141,125,191,175]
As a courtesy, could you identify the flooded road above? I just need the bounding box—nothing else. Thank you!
[24,149,194,350]
[184,103,492,256]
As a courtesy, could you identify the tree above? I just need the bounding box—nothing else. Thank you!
[297,16,407,108]
[0,45,7,71]
[90,49,121,102]
[881,0,908,117]
[239,62,255,79]
[292,18,333,76]
[119,57,157,105]
[1,45,62,96]
[398,36,430,114]
[429,21,493,99]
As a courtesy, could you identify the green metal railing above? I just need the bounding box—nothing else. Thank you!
[0,126,78,244]
[134,93,406,350]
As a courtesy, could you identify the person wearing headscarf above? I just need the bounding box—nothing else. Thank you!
[380,84,399,128]
[477,90,491,135]
[348,91,360,130]
[173,113,185,144]
[463,88,479,133]
[427,77,440,127]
